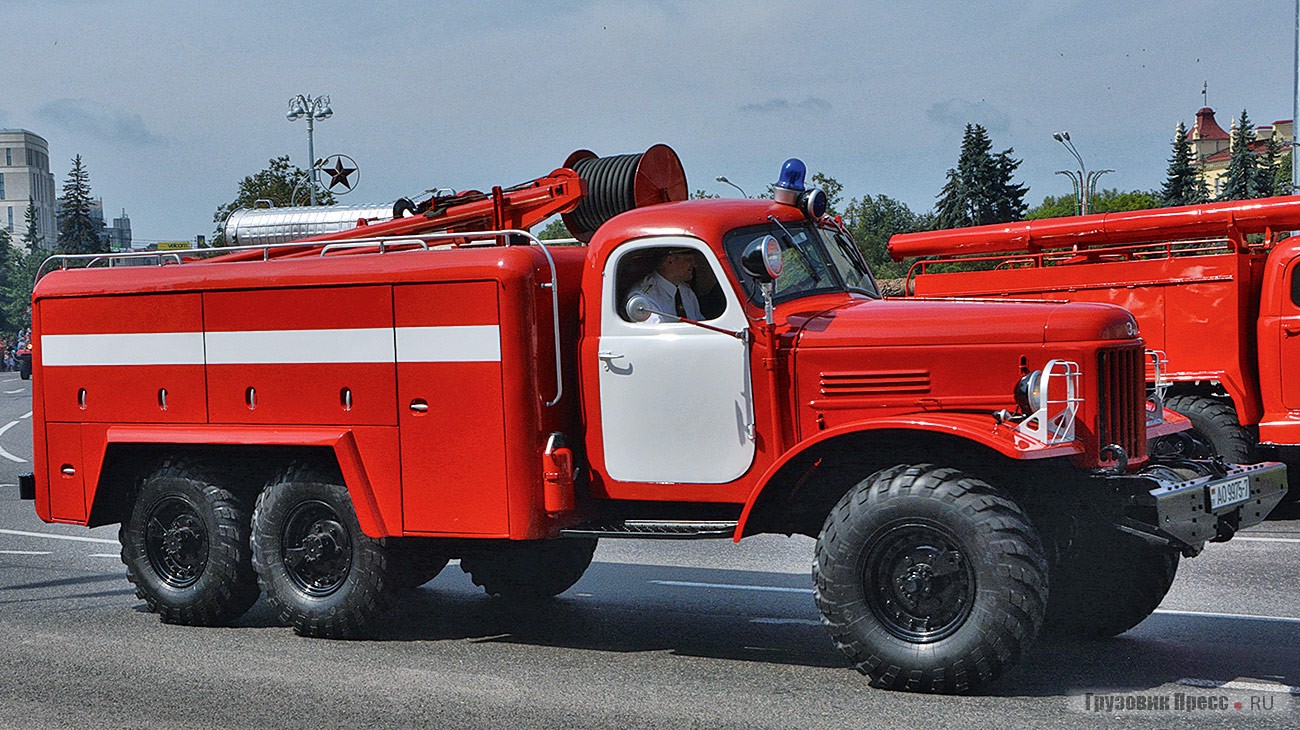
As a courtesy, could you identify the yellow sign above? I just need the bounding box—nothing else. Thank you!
[157,241,192,250]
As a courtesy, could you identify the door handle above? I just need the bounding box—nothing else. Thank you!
[409,399,429,413]
[1285,325,1300,337]
[597,351,625,361]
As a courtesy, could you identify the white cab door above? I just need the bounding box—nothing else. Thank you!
[597,237,755,483]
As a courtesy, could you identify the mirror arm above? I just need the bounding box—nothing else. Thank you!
[634,306,748,341]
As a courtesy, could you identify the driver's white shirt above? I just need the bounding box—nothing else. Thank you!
[628,271,702,324]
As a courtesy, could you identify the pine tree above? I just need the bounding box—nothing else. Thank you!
[1218,110,1259,201]
[1255,134,1282,198]
[935,124,1027,228]
[1160,122,1209,206]
[56,155,105,255]
[22,198,42,251]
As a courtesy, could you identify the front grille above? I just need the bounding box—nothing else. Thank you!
[1097,346,1146,460]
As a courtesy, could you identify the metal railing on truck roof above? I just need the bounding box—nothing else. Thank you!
[35,229,569,408]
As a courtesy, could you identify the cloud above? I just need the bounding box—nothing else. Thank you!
[925,98,1010,134]
[740,97,832,114]
[36,98,163,146]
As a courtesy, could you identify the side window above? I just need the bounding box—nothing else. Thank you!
[1291,263,1300,308]
[614,246,728,323]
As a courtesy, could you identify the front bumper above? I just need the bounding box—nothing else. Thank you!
[1122,461,1287,554]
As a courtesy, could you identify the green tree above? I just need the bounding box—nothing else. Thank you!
[934,124,1027,228]
[211,156,335,244]
[1256,134,1283,198]
[0,228,43,332]
[537,217,571,239]
[56,155,104,255]
[690,189,720,200]
[1277,149,1293,195]
[1028,189,1160,219]
[22,198,43,251]
[1219,110,1260,201]
[1160,122,1209,207]
[842,194,932,279]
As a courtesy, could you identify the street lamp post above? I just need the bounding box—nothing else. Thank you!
[1053,131,1095,215]
[286,94,333,205]
[715,175,748,198]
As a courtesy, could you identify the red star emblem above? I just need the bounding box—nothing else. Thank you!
[323,158,357,191]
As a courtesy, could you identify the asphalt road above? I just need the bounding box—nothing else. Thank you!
[0,372,1297,729]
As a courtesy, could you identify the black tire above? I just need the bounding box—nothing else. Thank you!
[251,463,396,638]
[814,464,1048,694]
[1044,527,1178,638]
[387,543,450,592]
[460,538,597,599]
[1159,394,1255,463]
[119,459,260,626]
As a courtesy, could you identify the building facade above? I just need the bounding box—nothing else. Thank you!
[0,129,57,249]
[1188,107,1294,197]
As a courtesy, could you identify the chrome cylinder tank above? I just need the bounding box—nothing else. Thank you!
[223,204,398,246]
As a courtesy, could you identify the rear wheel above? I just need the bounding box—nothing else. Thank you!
[1044,526,1178,638]
[814,464,1048,694]
[119,459,260,626]
[251,464,396,638]
[460,538,597,599]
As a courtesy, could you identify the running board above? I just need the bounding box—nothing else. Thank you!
[560,520,738,539]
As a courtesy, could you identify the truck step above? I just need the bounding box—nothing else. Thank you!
[560,520,738,539]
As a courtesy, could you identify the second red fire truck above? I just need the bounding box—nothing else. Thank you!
[20,147,1286,693]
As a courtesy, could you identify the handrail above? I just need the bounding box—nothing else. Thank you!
[37,229,570,409]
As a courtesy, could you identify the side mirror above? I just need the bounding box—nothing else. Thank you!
[625,294,658,323]
[741,235,783,282]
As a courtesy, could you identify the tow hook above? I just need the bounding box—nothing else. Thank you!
[1099,444,1128,475]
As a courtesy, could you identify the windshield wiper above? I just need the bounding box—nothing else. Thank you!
[766,216,821,283]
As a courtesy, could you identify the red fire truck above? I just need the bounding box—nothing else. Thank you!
[19,148,1286,694]
[890,196,1300,498]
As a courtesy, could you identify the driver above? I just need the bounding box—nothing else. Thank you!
[626,248,703,323]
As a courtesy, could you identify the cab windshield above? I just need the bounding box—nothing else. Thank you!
[723,219,881,304]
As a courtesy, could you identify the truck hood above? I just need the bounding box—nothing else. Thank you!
[791,298,1137,347]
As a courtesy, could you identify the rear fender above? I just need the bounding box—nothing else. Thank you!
[97,425,395,537]
[733,413,1084,541]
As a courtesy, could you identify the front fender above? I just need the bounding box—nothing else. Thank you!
[732,413,1084,541]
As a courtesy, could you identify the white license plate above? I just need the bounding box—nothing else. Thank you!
[1208,476,1252,511]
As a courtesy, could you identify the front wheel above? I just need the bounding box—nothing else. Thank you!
[1044,527,1178,638]
[814,464,1048,694]
[251,464,396,638]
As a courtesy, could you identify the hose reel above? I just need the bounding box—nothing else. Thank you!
[561,143,688,242]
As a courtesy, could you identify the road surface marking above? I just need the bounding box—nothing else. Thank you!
[750,617,822,625]
[1234,535,1300,544]
[650,580,814,594]
[1154,608,1300,624]
[1178,678,1300,695]
[88,553,119,559]
[0,550,52,556]
[0,420,27,463]
[3,389,22,394]
[0,528,118,545]
[20,411,30,419]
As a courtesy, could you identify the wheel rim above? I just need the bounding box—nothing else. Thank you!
[145,495,209,588]
[281,500,352,596]
[863,521,976,643]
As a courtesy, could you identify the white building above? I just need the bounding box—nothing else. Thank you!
[0,129,57,249]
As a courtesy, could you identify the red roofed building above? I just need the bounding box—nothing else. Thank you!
[1188,106,1293,197]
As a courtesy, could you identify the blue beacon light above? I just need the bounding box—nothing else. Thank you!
[774,158,806,206]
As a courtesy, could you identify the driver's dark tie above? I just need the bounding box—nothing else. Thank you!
[674,288,687,317]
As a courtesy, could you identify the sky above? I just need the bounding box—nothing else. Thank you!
[2,0,1297,245]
